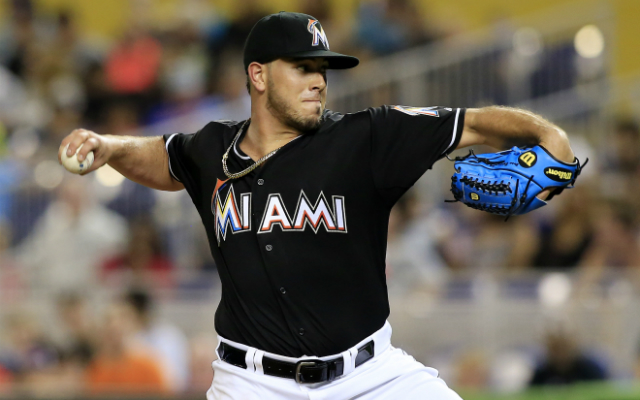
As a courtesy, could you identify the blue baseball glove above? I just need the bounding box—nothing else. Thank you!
[447,145,587,217]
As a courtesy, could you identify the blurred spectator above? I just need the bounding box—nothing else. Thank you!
[159,20,210,104]
[386,192,449,297]
[15,176,127,292]
[507,185,596,271]
[607,120,640,174]
[600,119,640,202]
[452,350,490,391]
[82,62,111,128]
[577,200,640,293]
[0,313,59,378]
[50,10,101,78]
[101,100,142,135]
[529,326,607,386]
[101,215,175,289]
[531,186,595,269]
[56,292,96,368]
[85,300,168,395]
[440,210,520,273]
[0,363,11,393]
[0,0,37,80]
[0,221,27,304]
[530,43,576,99]
[105,27,161,95]
[36,10,95,120]
[0,65,29,127]
[355,0,436,56]
[187,332,217,394]
[104,25,162,117]
[123,289,189,392]
[46,106,83,148]
[213,0,264,52]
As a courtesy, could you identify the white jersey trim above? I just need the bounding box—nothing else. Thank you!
[233,139,251,160]
[165,133,181,182]
[443,108,461,154]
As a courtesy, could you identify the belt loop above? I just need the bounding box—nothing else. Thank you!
[215,336,223,359]
[341,350,354,375]
[350,347,358,363]
[254,350,265,375]
[245,347,256,372]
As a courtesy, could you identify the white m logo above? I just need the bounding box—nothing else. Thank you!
[307,19,330,49]
[212,185,251,244]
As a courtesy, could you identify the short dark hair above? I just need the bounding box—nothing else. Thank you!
[246,75,251,94]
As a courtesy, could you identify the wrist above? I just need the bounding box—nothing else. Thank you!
[539,129,574,163]
[103,134,126,161]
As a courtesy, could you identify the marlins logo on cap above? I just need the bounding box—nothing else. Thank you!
[307,19,329,49]
[243,12,359,71]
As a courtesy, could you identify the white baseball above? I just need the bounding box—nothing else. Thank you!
[61,143,94,174]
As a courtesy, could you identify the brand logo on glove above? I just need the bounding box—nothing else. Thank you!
[518,152,537,167]
[544,167,573,182]
[470,193,480,201]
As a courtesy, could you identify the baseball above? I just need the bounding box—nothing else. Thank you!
[61,143,94,174]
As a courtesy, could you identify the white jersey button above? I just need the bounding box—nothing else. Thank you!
[257,179,264,185]
[265,244,273,251]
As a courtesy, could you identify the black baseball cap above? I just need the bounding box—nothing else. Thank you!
[243,11,359,72]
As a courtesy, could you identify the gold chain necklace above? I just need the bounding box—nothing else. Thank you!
[222,120,289,180]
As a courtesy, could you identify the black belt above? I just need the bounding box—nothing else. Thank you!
[217,340,375,384]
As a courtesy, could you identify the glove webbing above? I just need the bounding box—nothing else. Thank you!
[458,176,512,194]
[447,176,529,220]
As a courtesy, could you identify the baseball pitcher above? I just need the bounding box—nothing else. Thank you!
[59,12,582,400]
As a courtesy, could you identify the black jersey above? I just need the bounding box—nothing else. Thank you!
[163,105,465,357]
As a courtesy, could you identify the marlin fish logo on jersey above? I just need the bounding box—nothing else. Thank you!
[307,19,330,49]
[212,179,252,245]
[212,182,347,244]
[392,105,442,117]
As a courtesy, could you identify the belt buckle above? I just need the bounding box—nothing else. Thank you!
[295,360,318,384]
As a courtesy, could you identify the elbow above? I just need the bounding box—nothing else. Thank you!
[160,178,185,192]
[458,108,488,149]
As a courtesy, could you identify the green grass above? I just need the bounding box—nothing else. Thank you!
[459,382,640,400]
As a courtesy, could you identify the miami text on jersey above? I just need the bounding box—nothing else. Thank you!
[212,185,347,244]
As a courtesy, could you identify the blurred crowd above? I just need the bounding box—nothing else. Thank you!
[388,117,640,296]
[0,288,217,397]
[0,0,639,396]
[0,0,449,396]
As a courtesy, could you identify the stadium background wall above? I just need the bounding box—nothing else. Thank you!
[0,0,638,77]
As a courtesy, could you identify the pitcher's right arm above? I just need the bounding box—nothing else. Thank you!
[58,129,184,191]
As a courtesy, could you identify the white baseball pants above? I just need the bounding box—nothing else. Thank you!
[206,322,463,400]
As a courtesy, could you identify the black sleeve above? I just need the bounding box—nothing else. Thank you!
[369,105,465,191]
[163,131,202,199]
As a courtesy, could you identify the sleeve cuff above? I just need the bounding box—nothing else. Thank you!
[164,133,182,182]
[443,108,465,155]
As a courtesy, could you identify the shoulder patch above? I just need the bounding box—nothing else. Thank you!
[392,105,440,117]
